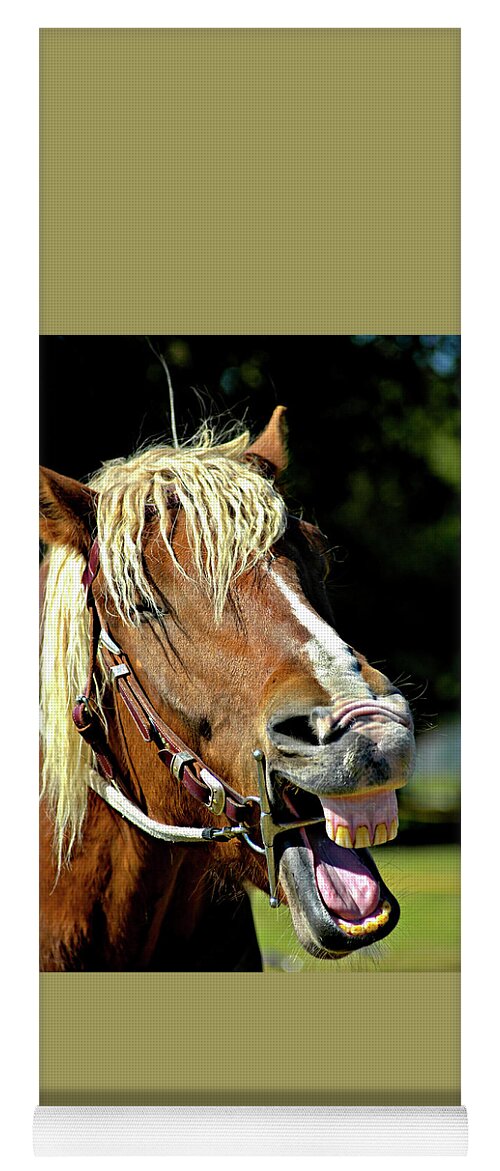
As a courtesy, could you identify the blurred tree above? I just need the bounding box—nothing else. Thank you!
[40,335,459,723]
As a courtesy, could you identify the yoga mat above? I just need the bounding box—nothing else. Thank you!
[37,27,464,1155]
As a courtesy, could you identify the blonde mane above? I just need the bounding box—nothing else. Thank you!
[40,428,287,870]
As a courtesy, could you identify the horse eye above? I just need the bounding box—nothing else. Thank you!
[136,600,168,619]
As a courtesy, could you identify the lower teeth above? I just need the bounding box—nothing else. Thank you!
[336,898,391,936]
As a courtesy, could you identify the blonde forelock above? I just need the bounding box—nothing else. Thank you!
[40,426,287,868]
[90,428,286,624]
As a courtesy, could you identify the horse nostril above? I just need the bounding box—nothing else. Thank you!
[268,706,347,751]
[267,713,320,749]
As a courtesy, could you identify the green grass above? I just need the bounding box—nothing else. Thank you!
[248,844,460,972]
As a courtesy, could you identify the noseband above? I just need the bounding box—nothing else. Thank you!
[72,540,324,907]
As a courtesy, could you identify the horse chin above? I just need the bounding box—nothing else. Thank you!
[277,827,400,960]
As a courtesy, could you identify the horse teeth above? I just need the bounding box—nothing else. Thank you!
[335,826,353,849]
[354,826,371,848]
[323,804,399,850]
[336,899,392,936]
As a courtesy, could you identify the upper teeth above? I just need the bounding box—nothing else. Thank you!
[320,788,399,849]
[325,817,398,848]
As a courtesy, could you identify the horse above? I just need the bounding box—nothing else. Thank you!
[39,406,416,971]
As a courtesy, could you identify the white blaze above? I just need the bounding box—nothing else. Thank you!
[270,568,371,699]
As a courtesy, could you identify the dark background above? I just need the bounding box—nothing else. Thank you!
[40,334,459,735]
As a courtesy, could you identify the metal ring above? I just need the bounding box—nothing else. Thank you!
[241,831,266,856]
[75,694,91,711]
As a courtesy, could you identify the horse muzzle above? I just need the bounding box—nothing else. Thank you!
[258,700,415,957]
[277,829,400,958]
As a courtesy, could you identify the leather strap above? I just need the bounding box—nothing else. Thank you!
[72,540,259,831]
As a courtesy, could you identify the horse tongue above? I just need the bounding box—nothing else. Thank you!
[307,829,380,921]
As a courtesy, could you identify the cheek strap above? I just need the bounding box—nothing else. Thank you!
[72,541,324,908]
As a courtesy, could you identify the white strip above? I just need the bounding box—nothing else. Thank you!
[33,1105,468,1156]
[270,569,370,697]
[271,569,350,660]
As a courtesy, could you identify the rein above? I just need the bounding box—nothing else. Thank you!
[72,539,324,906]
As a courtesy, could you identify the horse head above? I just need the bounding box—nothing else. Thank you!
[40,407,415,965]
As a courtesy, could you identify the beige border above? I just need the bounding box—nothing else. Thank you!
[40,973,460,1104]
[40,28,460,334]
[39,29,460,1104]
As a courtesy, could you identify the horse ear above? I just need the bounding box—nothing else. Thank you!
[40,467,96,556]
[245,405,288,476]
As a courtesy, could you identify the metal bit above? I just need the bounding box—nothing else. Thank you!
[252,748,325,908]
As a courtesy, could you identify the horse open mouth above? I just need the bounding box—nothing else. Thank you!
[274,777,400,957]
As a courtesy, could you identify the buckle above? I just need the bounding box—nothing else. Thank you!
[170,750,195,782]
[109,663,130,682]
[200,768,226,815]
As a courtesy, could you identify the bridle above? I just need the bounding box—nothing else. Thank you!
[72,539,324,907]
